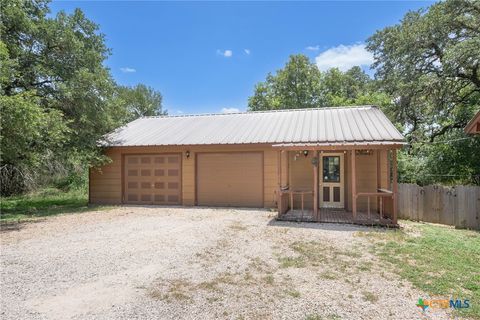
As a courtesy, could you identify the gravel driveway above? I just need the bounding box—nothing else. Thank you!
[1,207,450,319]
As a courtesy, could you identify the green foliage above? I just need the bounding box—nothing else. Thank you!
[116,84,166,122]
[248,54,325,110]
[0,187,111,222]
[367,0,480,185]
[367,0,479,142]
[0,92,68,194]
[0,0,165,195]
[248,0,479,186]
[0,92,67,167]
[248,55,384,111]
[398,133,480,185]
[360,223,480,318]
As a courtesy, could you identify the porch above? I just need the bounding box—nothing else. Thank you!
[277,208,398,227]
[274,145,401,228]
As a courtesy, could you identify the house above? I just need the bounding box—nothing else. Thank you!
[465,110,480,135]
[90,106,405,226]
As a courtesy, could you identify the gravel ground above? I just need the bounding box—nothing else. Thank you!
[1,207,450,320]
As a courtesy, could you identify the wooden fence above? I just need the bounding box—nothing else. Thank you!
[397,183,480,230]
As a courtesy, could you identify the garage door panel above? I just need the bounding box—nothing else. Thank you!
[196,153,263,207]
[124,154,181,205]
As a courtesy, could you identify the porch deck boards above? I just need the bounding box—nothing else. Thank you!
[277,208,398,228]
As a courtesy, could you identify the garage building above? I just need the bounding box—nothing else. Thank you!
[90,106,405,225]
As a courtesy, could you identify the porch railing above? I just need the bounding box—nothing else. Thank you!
[277,189,314,218]
[355,189,394,220]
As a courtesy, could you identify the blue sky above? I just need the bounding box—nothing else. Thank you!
[50,1,433,115]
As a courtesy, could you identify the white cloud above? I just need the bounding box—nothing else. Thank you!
[314,44,373,71]
[306,45,320,51]
[120,67,136,73]
[244,49,251,55]
[217,49,233,57]
[221,107,240,113]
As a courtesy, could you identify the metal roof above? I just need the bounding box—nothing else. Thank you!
[104,106,405,147]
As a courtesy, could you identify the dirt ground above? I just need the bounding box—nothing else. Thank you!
[0,207,450,319]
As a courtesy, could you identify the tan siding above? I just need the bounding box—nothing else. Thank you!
[289,151,314,209]
[182,156,195,206]
[355,152,378,211]
[89,149,122,204]
[283,149,389,212]
[90,144,390,211]
[345,150,390,212]
[280,150,289,188]
[345,151,351,211]
[263,150,278,208]
[90,145,279,208]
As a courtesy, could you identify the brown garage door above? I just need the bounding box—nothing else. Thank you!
[196,152,263,207]
[124,154,181,205]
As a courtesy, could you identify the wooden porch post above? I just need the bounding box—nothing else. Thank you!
[376,150,381,213]
[392,148,398,224]
[351,149,357,219]
[313,151,319,219]
[277,150,282,189]
[277,150,282,215]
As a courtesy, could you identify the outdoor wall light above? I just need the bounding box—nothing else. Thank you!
[185,150,190,159]
[303,150,309,157]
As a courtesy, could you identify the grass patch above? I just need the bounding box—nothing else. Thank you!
[358,222,480,318]
[277,241,360,270]
[278,256,306,268]
[263,274,275,285]
[149,279,193,301]
[0,187,110,222]
[356,261,373,272]
[361,290,379,303]
[285,289,301,298]
[248,256,269,271]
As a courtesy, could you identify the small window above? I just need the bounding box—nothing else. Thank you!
[323,156,340,182]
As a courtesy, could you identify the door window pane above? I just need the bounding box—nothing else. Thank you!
[323,156,340,182]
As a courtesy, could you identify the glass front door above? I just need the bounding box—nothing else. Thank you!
[320,153,344,208]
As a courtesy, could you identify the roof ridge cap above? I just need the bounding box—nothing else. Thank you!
[141,105,375,119]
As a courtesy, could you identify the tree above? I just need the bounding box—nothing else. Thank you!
[0,0,165,194]
[321,66,391,107]
[248,54,386,111]
[366,0,480,142]
[0,93,68,195]
[397,131,480,186]
[116,84,165,122]
[248,54,325,110]
[367,0,480,185]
